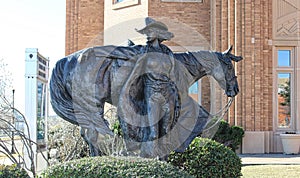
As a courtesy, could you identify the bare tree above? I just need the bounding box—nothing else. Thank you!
[0,89,41,177]
[0,58,12,103]
[0,59,48,177]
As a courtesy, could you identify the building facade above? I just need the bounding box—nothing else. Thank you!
[65,0,300,153]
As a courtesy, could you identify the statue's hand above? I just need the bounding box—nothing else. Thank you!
[222,45,243,62]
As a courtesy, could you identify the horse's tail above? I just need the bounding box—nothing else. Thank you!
[50,52,82,125]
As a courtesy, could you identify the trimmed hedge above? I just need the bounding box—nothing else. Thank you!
[0,164,29,178]
[41,156,193,178]
[168,137,242,178]
[212,120,244,150]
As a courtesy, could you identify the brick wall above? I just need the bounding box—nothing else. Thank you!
[214,0,273,131]
[148,0,212,111]
[65,0,274,132]
[148,0,211,47]
[65,0,104,55]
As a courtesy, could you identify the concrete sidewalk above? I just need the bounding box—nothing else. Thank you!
[239,154,300,165]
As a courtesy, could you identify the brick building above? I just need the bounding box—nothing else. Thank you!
[65,0,300,153]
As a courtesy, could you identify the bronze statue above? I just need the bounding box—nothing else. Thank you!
[118,18,180,157]
[50,18,243,158]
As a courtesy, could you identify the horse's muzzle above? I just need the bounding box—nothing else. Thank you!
[226,84,239,97]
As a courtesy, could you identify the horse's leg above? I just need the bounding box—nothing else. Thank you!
[80,128,101,156]
[80,126,103,156]
[79,101,109,157]
[82,59,112,156]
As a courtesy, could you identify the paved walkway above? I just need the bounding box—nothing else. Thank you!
[239,154,300,165]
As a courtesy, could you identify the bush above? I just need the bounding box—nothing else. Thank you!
[0,164,29,178]
[212,120,244,150]
[41,156,193,178]
[168,137,242,178]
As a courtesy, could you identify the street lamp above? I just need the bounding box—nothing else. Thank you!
[11,89,15,154]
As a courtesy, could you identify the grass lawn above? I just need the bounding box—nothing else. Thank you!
[241,165,300,178]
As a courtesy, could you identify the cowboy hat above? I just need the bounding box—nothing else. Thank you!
[136,17,174,40]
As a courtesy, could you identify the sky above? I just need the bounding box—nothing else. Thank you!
[0,0,66,114]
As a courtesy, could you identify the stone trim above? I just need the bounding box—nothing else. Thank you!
[273,0,300,41]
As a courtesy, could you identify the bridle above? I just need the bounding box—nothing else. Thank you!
[201,97,235,138]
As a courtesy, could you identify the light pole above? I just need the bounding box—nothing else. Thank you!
[11,89,15,154]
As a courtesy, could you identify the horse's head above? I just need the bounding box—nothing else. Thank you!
[212,46,243,97]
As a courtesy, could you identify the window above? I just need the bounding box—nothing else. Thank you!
[161,0,203,2]
[37,81,46,140]
[277,73,291,128]
[275,48,294,129]
[112,0,139,9]
[114,0,125,3]
[278,50,291,67]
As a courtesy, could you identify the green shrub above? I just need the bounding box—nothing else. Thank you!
[212,120,244,150]
[168,137,242,178]
[0,164,29,178]
[41,156,193,178]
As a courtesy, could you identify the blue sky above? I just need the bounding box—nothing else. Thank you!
[0,0,66,113]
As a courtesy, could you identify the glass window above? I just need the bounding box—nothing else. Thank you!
[277,73,291,128]
[114,0,125,3]
[112,0,139,9]
[278,50,291,67]
[37,81,46,140]
[161,0,203,2]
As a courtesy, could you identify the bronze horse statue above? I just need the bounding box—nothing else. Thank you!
[50,43,242,157]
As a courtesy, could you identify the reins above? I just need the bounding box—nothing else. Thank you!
[202,97,235,132]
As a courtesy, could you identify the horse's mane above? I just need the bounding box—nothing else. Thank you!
[190,50,221,75]
[174,50,221,82]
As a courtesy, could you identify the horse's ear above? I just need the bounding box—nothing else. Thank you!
[128,39,135,46]
[223,45,243,62]
[224,45,233,55]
